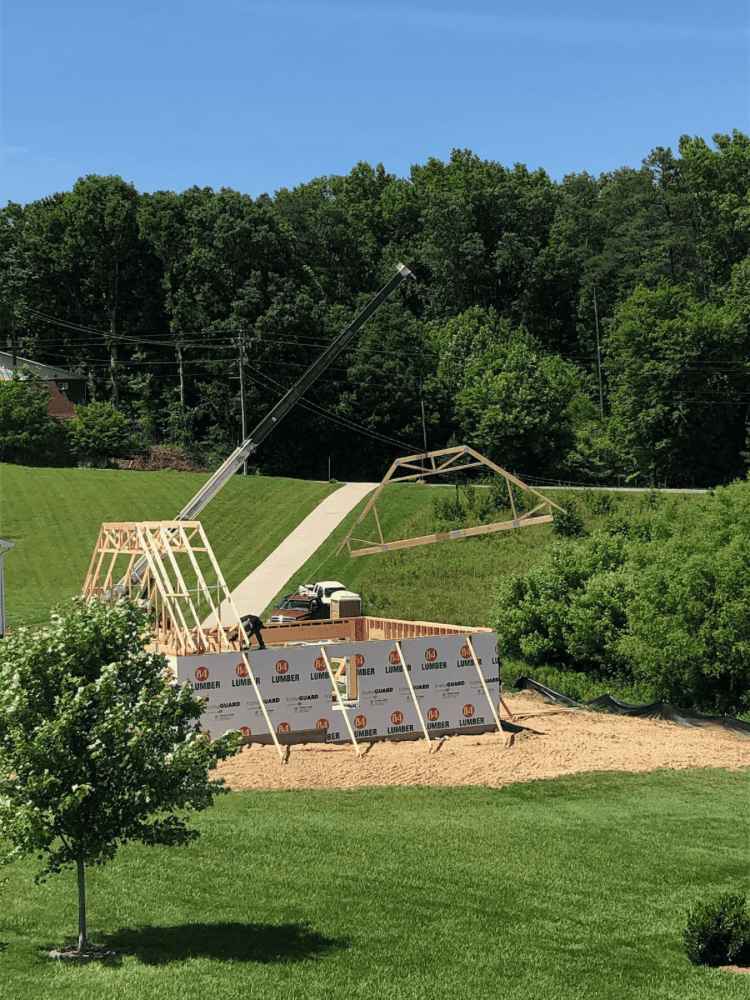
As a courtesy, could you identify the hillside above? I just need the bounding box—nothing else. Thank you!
[0,466,339,627]
[1,466,698,633]
[265,481,559,627]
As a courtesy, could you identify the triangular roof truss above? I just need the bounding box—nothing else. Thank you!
[338,445,566,557]
[82,520,248,656]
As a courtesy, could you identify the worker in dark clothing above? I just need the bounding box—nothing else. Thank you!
[240,613,266,650]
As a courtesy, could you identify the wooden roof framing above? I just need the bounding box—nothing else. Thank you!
[337,445,566,557]
[82,520,249,656]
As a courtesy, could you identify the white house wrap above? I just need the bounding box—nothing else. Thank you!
[171,630,502,745]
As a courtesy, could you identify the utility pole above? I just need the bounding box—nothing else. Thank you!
[238,334,247,475]
[593,285,604,420]
[109,340,119,409]
[177,344,185,417]
[420,379,436,469]
[420,379,428,452]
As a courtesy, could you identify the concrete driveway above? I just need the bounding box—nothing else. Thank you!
[204,481,377,626]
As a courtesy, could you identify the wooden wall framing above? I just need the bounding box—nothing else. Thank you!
[337,445,566,557]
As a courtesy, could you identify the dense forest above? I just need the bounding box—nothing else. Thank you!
[1,128,749,486]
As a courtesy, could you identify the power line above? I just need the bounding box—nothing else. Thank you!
[23,306,439,358]
[240,363,419,452]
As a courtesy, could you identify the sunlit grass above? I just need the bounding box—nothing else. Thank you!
[0,466,703,630]
[0,770,747,1000]
[0,465,338,627]
[273,484,683,626]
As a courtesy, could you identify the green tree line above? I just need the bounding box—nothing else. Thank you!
[2,129,749,485]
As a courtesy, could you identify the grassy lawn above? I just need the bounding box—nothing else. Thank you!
[1,770,747,999]
[1,466,703,629]
[0,465,338,627]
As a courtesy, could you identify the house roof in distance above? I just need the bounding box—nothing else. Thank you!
[0,352,86,382]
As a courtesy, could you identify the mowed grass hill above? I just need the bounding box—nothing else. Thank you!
[0,464,674,630]
[0,466,340,627]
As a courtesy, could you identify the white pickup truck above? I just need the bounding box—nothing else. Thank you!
[296,580,348,612]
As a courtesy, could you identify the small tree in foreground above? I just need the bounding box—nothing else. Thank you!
[0,598,240,955]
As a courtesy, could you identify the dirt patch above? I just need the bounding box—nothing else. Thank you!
[215,691,749,792]
[114,445,212,473]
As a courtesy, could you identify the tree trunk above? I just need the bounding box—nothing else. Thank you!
[77,857,88,954]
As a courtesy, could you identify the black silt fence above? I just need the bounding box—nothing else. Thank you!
[512,676,750,739]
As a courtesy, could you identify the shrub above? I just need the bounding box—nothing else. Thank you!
[67,401,132,466]
[431,492,466,526]
[552,499,587,538]
[463,483,476,512]
[582,489,614,516]
[494,533,632,675]
[683,894,750,967]
[489,475,508,510]
[607,516,632,538]
[488,477,532,515]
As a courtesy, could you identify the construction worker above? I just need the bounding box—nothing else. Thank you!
[241,613,266,650]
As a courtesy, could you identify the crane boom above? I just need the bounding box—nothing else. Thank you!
[116,263,415,593]
[176,262,414,521]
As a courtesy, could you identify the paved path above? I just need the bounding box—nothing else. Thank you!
[204,481,377,626]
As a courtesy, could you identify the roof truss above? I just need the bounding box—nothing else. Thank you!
[82,520,248,656]
[337,445,565,558]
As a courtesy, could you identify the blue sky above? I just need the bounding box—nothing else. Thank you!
[1,0,747,206]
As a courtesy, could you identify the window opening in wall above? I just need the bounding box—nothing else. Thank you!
[331,656,358,701]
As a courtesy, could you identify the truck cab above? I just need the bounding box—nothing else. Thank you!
[311,580,347,612]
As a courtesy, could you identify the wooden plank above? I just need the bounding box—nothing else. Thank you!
[395,640,433,752]
[319,645,361,756]
[464,635,507,729]
[350,515,555,556]
[242,648,284,759]
[386,462,485,484]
